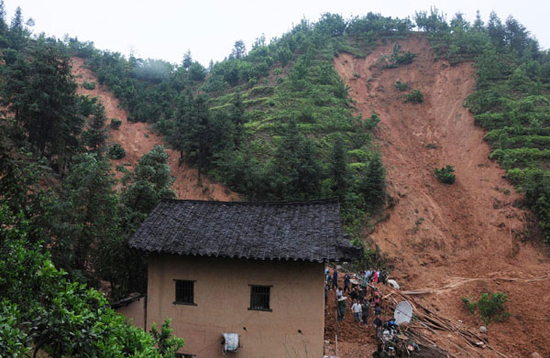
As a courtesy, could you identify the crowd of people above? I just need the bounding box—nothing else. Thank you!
[325,268,392,331]
[325,267,413,357]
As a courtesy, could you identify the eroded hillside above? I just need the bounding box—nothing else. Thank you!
[72,57,238,201]
[335,36,550,357]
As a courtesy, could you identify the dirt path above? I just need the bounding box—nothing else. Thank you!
[334,36,550,357]
[71,57,237,201]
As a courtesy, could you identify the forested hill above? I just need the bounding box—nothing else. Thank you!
[2,1,550,356]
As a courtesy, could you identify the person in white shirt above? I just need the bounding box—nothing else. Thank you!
[351,299,362,323]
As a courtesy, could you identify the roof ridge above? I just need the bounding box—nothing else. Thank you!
[160,198,339,206]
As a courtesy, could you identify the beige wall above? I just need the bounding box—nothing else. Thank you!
[147,254,325,358]
[115,296,146,330]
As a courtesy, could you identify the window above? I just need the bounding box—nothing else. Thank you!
[249,285,271,311]
[174,280,195,305]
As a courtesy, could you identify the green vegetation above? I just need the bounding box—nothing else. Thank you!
[82,80,96,90]
[462,292,511,324]
[395,80,410,91]
[108,143,126,159]
[404,89,424,104]
[380,43,416,68]
[435,165,456,184]
[110,117,122,129]
[0,205,184,357]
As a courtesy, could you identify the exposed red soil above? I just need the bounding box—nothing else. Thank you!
[334,36,550,357]
[71,57,238,201]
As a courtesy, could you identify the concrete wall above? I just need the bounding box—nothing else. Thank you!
[147,254,324,358]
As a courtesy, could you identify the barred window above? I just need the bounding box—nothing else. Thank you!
[249,285,271,311]
[174,280,195,305]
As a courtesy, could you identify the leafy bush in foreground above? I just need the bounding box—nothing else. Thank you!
[0,206,184,357]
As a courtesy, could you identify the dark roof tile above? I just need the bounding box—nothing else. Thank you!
[129,198,362,262]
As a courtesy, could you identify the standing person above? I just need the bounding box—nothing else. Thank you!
[336,286,343,300]
[374,303,382,316]
[379,270,387,285]
[332,268,339,289]
[361,270,369,290]
[373,270,379,283]
[350,286,358,303]
[324,283,329,314]
[373,315,383,337]
[351,299,362,324]
[343,274,351,293]
[326,271,332,286]
[337,296,347,321]
[361,299,370,325]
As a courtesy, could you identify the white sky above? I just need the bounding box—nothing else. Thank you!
[4,0,550,66]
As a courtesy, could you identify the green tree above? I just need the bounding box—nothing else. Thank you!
[231,40,246,59]
[2,40,83,172]
[7,6,26,50]
[182,50,192,69]
[0,0,8,47]
[82,101,109,153]
[50,154,119,285]
[329,134,350,197]
[357,153,386,210]
[269,120,322,198]
[117,146,175,296]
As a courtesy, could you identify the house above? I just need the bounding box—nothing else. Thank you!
[128,198,361,357]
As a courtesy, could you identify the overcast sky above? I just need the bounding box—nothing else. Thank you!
[4,0,549,66]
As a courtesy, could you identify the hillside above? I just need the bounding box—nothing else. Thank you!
[335,36,550,357]
[72,57,237,201]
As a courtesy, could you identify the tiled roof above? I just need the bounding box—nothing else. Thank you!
[129,198,362,263]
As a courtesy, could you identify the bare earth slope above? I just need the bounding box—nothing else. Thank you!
[335,37,550,357]
[72,57,237,201]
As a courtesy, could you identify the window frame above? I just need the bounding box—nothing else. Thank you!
[248,284,272,312]
[173,279,196,306]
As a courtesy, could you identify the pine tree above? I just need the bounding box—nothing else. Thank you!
[329,134,350,197]
[8,6,25,50]
[82,102,108,153]
[2,40,82,171]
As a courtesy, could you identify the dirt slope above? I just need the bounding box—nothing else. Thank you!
[71,57,237,201]
[334,36,550,357]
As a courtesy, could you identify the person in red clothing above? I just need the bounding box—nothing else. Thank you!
[373,270,379,283]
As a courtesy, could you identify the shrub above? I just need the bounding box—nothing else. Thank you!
[108,143,126,159]
[404,89,424,104]
[395,80,410,91]
[110,118,122,130]
[82,81,96,90]
[434,165,456,184]
[463,292,510,324]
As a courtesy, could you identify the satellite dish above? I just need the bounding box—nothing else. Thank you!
[394,301,413,324]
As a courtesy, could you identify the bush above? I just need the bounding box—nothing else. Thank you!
[82,81,96,90]
[434,165,456,184]
[463,292,510,324]
[395,80,410,91]
[108,143,126,159]
[404,89,424,104]
[110,118,122,130]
